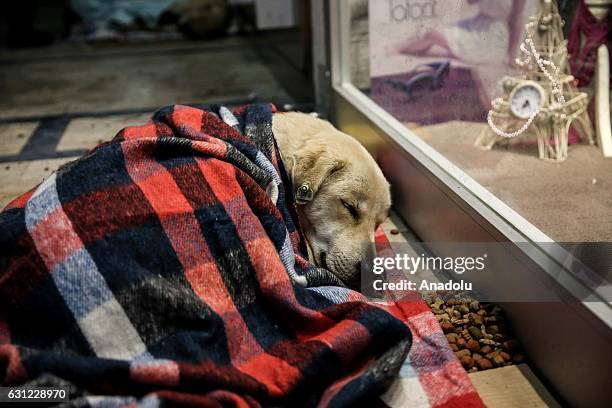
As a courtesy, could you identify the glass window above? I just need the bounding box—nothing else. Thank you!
[342,0,611,243]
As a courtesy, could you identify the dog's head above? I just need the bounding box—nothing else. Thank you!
[274,113,390,287]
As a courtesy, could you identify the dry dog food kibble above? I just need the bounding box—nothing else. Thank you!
[426,293,526,373]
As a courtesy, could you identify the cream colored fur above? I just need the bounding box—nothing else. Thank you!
[272,112,391,287]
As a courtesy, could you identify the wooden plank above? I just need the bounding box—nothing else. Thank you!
[469,364,561,408]
[57,114,150,152]
[0,122,37,155]
[0,157,77,209]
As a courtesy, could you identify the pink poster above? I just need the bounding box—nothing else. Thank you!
[369,0,536,125]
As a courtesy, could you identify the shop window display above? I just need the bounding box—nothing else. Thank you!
[348,0,612,241]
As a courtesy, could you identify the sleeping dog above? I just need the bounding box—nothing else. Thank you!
[0,106,407,402]
[273,112,391,287]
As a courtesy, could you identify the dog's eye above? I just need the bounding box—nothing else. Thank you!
[341,200,359,219]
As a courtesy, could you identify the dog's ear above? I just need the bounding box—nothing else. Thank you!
[287,141,346,204]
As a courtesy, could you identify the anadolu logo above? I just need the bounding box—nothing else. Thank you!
[388,0,440,22]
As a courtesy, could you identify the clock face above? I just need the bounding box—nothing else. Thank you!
[510,83,544,119]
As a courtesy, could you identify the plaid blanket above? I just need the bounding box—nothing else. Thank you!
[0,104,413,407]
[373,231,484,408]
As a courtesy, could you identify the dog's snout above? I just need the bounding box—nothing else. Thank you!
[362,244,376,271]
[342,261,362,289]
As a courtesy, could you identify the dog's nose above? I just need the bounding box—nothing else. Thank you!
[343,262,362,289]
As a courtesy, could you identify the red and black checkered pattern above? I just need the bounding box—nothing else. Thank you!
[0,104,412,407]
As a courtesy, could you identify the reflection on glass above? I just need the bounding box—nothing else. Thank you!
[346,0,612,242]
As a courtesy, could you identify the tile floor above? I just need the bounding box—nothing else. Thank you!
[0,30,312,208]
